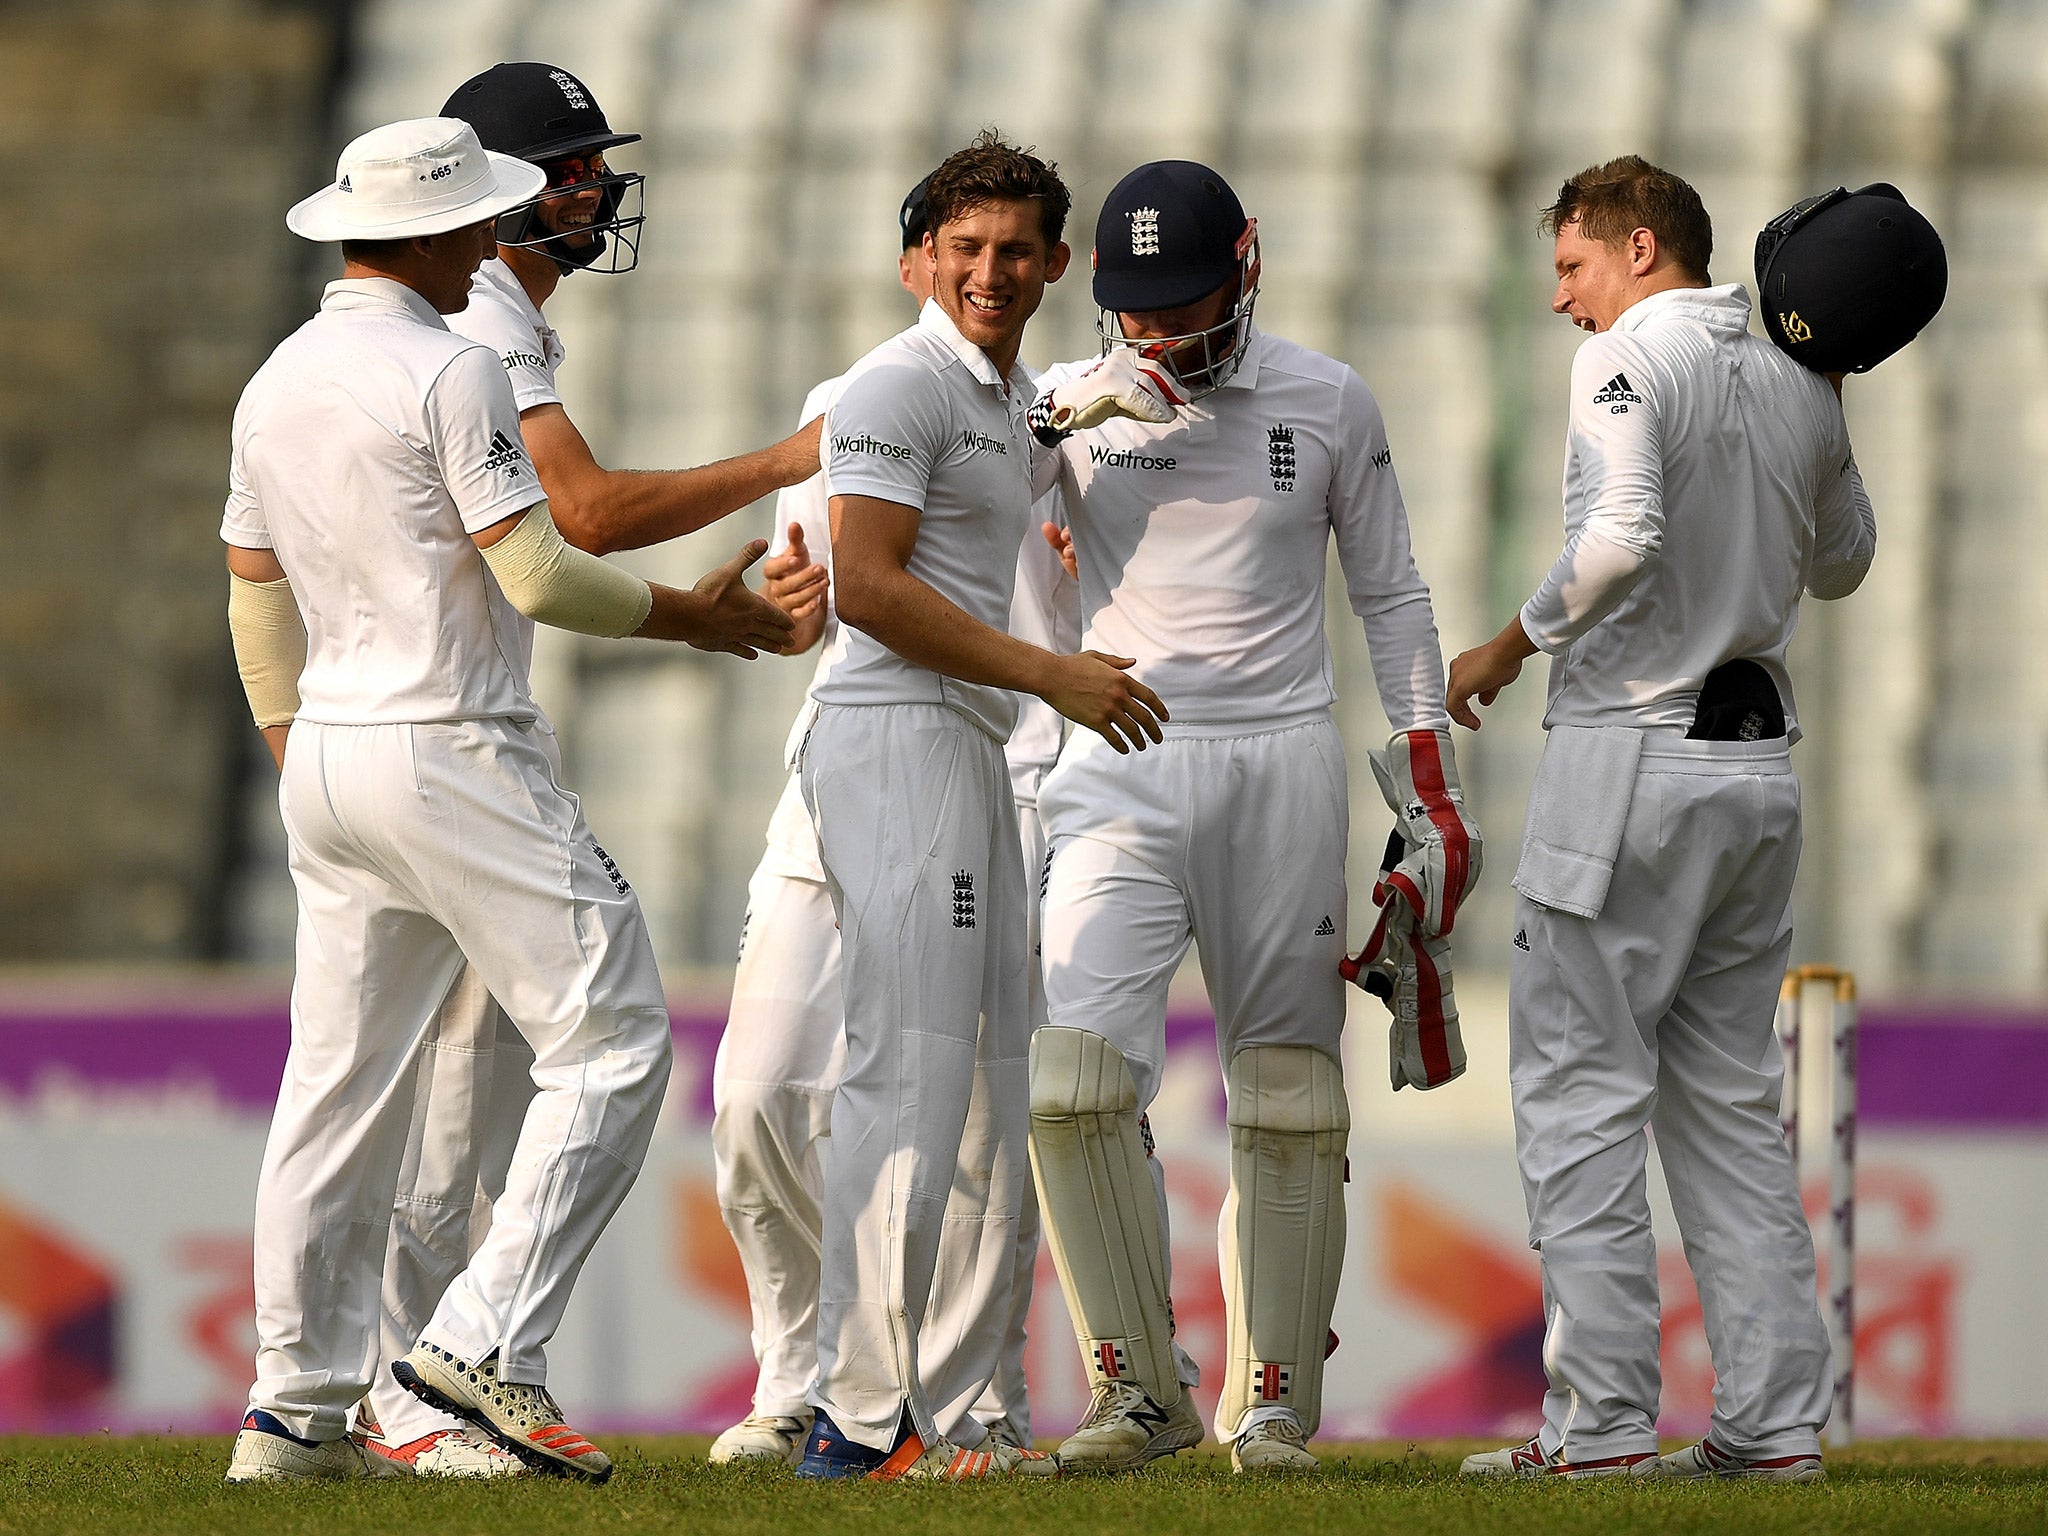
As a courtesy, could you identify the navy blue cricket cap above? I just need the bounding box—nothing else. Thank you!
[442,62,641,164]
[900,175,933,251]
[1092,160,1247,313]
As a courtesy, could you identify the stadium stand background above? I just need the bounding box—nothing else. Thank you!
[0,0,350,964]
[13,0,2045,1012]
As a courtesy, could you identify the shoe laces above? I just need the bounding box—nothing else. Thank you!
[738,1412,808,1435]
[1240,1413,1307,1448]
[469,1358,566,1432]
[979,1416,1026,1452]
[1079,1378,1154,1428]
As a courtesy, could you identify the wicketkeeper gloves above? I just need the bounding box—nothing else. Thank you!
[1369,729,1482,940]
[1344,872,1466,1092]
[1340,730,1483,1092]
[1030,344,1187,444]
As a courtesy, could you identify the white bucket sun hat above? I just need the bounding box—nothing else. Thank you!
[287,117,548,242]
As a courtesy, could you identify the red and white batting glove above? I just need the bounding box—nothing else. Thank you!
[1033,344,1187,439]
[1341,830,1466,1091]
[1368,729,1482,940]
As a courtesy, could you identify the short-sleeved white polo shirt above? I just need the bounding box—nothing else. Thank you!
[811,299,1038,742]
[1040,327,1448,735]
[222,276,547,726]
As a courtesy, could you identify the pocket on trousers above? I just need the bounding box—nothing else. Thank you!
[1507,901,1569,1085]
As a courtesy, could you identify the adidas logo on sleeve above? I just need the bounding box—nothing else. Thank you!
[482,428,529,476]
[1591,372,1643,414]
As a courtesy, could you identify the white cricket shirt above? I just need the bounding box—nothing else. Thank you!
[448,257,565,412]
[222,277,546,725]
[762,372,1074,881]
[1040,327,1448,735]
[811,300,1039,741]
[440,257,567,679]
[1519,284,1876,740]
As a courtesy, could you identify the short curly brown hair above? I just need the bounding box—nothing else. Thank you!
[922,128,1072,248]
[1542,155,1713,282]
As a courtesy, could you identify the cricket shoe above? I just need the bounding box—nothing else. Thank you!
[392,1341,612,1483]
[358,1424,526,1479]
[978,1414,1035,1456]
[1655,1438,1825,1483]
[1459,1435,1658,1479]
[1231,1412,1318,1474]
[709,1409,814,1466]
[225,1409,400,1483]
[1056,1380,1205,1474]
[795,1408,1057,1481]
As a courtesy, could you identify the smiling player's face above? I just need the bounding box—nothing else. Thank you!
[929,199,1069,374]
[532,152,610,254]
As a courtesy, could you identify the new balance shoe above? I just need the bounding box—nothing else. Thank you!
[1656,1438,1825,1483]
[359,1425,525,1478]
[392,1341,612,1483]
[1056,1380,1205,1473]
[1231,1412,1318,1473]
[709,1410,814,1466]
[1459,1435,1658,1479]
[225,1409,398,1483]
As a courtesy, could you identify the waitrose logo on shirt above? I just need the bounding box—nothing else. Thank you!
[833,432,914,460]
[959,428,1009,456]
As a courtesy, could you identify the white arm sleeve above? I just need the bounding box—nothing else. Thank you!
[479,502,654,638]
[227,572,306,728]
[1520,524,1655,652]
[1807,419,1877,600]
[1328,368,1450,731]
[1520,338,1666,654]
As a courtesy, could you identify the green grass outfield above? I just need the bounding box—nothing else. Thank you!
[5,1436,2048,1536]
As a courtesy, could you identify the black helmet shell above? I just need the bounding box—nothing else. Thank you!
[1754,184,1947,373]
[441,62,641,163]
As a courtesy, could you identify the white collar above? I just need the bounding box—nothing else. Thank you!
[1610,283,1751,336]
[320,276,448,329]
[472,257,547,333]
[917,298,1033,395]
[1218,324,1264,391]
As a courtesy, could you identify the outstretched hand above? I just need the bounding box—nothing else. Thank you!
[762,522,829,623]
[686,539,797,658]
[1043,650,1168,753]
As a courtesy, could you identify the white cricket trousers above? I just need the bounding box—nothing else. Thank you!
[1509,736,1831,1461]
[1038,718,1350,1106]
[250,717,672,1440]
[364,969,534,1445]
[1037,716,1351,1402]
[711,772,1044,1440]
[799,703,1031,1452]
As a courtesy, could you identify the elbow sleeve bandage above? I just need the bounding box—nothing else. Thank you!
[479,502,653,639]
[226,572,307,728]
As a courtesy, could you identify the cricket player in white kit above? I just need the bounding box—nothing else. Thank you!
[1026,162,1481,1475]
[350,63,827,1479]
[789,132,1186,1480]
[1450,157,1875,1482]
[220,117,794,1485]
[709,176,1073,1466]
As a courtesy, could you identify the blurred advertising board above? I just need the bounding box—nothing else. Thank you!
[3,977,2045,1437]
